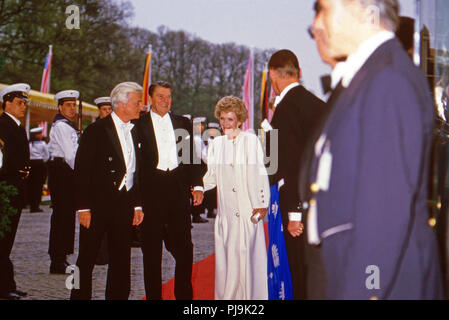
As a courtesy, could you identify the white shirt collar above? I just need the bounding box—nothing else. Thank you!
[331,62,347,89]
[342,31,395,88]
[4,112,21,126]
[111,111,133,130]
[150,109,170,121]
[274,82,300,107]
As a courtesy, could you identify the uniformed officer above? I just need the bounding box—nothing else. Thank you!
[47,90,79,274]
[191,117,208,223]
[203,122,221,219]
[0,83,31,299]
[94,97,112,120]
[28,127,49,213]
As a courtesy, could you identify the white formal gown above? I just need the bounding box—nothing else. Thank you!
[203,131,270,300]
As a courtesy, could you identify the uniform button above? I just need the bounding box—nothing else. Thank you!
[232,188,236,192]
[309,199,316,207]
[428,217,436,228]
[310,183,320,194]
[235,212,240,217]
[369,296,378,300]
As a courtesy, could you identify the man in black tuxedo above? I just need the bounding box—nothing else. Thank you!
[137,81,204,300]
[0,83,31,300]
[70,82,144,300]
[267,50,327,299]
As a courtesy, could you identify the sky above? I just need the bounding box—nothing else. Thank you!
[127,0,416,99]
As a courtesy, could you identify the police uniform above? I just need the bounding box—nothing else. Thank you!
[204,122,221,218]
[27,127,49,212]
[0,83,31,299]
[47,90,79,273]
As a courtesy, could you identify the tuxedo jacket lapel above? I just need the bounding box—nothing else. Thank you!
[104,115,126,166]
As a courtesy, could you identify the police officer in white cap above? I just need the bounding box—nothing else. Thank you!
[0,83,31,299]
[28,127,49,213]
[94,97,112,120]
[47,89,80,274]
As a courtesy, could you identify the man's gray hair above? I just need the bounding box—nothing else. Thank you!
[355,0,400,31]
[110,82,143,109]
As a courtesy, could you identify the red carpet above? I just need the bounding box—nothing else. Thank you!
[143,223,269,300]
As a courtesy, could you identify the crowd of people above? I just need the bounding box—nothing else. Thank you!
[0,0,446,300]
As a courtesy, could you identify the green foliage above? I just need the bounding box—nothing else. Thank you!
[0,0,274,124]
[0,181,18,239]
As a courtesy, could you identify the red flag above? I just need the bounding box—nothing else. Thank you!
[40,45,53,93]
[242,50,254,131]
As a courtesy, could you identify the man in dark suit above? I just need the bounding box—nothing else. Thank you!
[306,0,443,299]
[70,82,144,300]
[137,81,204,300]
[266,50,327,299]
[0,83,31,300]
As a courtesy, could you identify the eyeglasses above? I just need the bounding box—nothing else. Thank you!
[307,25,315,39]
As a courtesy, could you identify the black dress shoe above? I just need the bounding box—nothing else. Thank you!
[13,289,27,297]
[0,292,21,300]
[192,216,208,223]
[50,262,69,274]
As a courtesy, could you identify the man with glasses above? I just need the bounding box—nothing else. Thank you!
[0,83,31,300]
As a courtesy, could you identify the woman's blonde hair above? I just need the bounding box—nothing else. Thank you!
[214,96,248,123]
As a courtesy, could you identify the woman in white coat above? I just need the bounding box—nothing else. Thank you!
[203,96,270,300]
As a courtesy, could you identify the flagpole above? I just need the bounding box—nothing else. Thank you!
[48,45,52,93]
[250,47,254,131]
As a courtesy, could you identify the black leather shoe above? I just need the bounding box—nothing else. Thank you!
[13,289,27,297]
[0,292,21,300]
[192,216,208,223]
[50,262,69,274]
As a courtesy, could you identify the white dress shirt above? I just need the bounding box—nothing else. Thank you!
[150,110,178,171]
[111,111,136,191]
[49,119,78,170]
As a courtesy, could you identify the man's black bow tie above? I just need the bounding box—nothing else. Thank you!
[320,75,332,95]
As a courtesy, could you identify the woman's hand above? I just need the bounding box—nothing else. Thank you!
[252,208,268,221]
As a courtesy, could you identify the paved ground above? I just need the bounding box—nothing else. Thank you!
[9,204,215,300]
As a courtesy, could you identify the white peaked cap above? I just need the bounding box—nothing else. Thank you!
[208,122,220,129]
[54,90,79,102]
[183,114,192,120]
[94,97,112,106]
[0,83,31,103]
[193,117,206,124]
[30,127,43,133]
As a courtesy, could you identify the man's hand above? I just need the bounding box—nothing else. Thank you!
[192,190,204,206]
[133,208,144,226]
[79,210,91,229]
[288,221,304,238]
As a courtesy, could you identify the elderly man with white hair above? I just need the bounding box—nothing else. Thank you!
[305,0,443,299]
[70,82,144,300]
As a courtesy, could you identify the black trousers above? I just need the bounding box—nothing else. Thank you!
[27,160,47,211]
[0,178,24,295]
[279,188,307,300]
[48,159,76,261]
[70,188,134,300]
[142,169,193,300]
